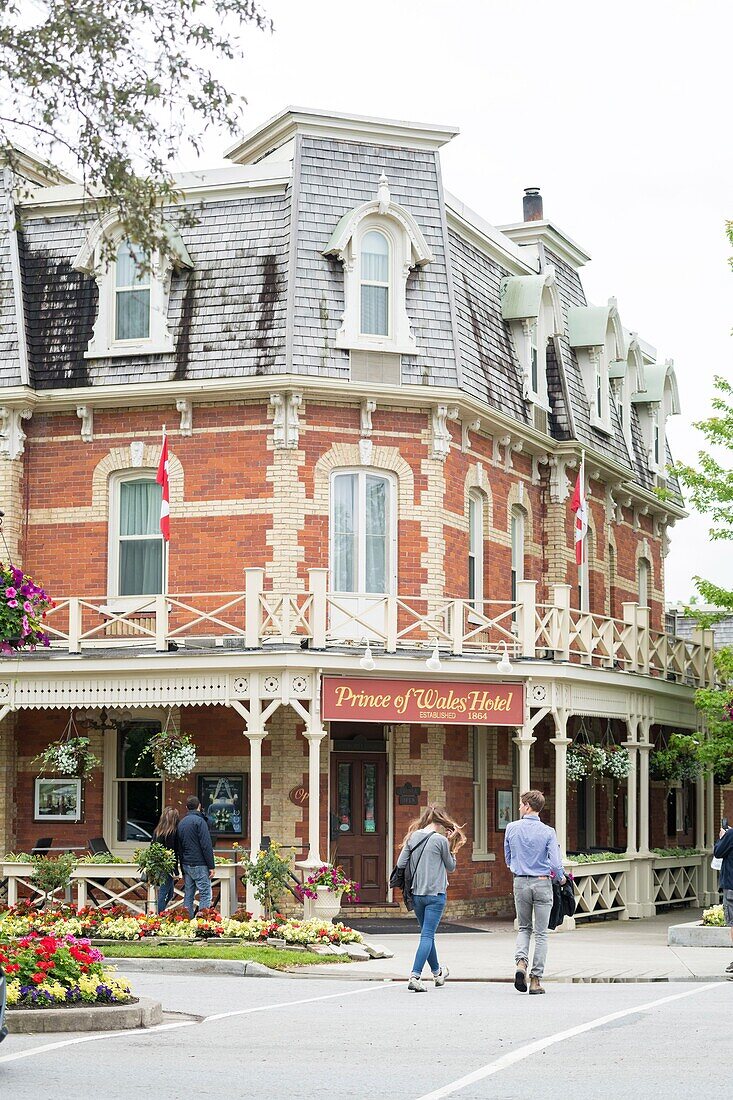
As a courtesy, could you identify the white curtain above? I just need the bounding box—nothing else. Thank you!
[360,231,389,336]
[333,474,356,592]
[119,480,163,595]
[365,475,387,593]
[115,240,151,340]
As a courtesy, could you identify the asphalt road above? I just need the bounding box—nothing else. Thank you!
[0,973,728,1099]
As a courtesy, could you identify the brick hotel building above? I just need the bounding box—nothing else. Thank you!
[0,107,719,919]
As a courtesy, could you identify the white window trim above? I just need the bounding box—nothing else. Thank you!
[103,715,166,857]
[323,179,432,358]
[510,505,525,603]
[638,557,650,608]
[468,490,485,609]
[107,469,167,610]
[329,468,397,596]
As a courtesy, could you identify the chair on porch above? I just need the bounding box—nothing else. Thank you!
[84,837,145,909]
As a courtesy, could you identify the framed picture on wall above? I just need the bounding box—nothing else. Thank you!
[197,774,247,837]
[34,778,82,822]
[496,790,513,832]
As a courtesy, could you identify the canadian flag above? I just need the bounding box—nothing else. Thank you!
[570,456,587,566]
[156,430,170,542]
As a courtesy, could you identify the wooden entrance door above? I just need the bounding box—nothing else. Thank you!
[330,752,387,904]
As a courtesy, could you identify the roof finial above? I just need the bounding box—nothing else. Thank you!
[377,170,391,214]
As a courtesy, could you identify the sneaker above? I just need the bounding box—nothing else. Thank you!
[408,976,426,992]
[725,960,733,974]
[514,959,528,993]
[433,966,449,987]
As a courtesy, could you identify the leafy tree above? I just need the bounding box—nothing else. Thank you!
[673,222,733,781]
[0,0,271,259]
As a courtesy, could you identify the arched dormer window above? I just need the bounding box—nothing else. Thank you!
[568,297,624,434]
[360,230,390,336]
[73,214,193,359]
[500,268,562,416]
[610,333,645,458]
[631,358,680,480]
[323,172,432,358]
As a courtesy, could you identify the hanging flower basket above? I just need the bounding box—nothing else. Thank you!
[602,745,631,780]
[0,562,53,655]
[566,746,589,783]
[650,733,702,784]
[34,714,100,779]
[139,715,197,780]
[567,742,606,782]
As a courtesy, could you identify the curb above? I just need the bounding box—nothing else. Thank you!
[6,996,163,1034]
[667,921,731,947]
[110,957,287,977]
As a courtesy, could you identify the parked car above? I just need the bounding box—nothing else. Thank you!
[125,821,154,842]
[0,963,7,1041]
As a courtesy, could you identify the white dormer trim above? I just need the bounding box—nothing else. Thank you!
[610,332,645,459]
[569,298,624,434]
[500,268,562,410]
[323,173,432,356]
[73,213,193,360]
[631,358,680,477]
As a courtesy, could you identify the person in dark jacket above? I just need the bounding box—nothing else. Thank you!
[713,822,733,977]
[152,806,180,914]
[178,795,215,915]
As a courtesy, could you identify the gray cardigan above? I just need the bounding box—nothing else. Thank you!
[397,828,456,896]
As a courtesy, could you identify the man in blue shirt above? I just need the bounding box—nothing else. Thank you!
[504,789,565,995]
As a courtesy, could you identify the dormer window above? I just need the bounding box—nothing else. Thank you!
[323,172,433,358]
[73,214,193,359]
[115,241,151,342]
[360,230,390,336]
[631,358,680,480]
[568,298,624,434]
[500,269,562,413]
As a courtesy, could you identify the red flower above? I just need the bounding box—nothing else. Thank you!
[4,963,19,974]
[31,972,45,984]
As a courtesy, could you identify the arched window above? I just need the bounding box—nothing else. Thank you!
[638,557,650,608]
[579,529,593,612]
[608,543,616,618]
[468,492,484,608]
[360,230,390,337]
[110,473,164,596]
[115,241,151,341]
[331,471,394,594]
[510,506,525,603]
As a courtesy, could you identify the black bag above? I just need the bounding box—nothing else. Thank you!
[389,833,433,912]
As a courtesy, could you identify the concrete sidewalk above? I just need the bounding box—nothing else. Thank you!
[303,908,733,982]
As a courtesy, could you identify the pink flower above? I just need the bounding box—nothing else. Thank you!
[5,587,16,599]
[21,616,30,636]
[23,601,33,613]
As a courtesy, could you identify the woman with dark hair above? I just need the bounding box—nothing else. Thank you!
[153,806,180,914]
[396,804,466,992]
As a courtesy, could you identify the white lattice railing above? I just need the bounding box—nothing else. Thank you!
[568,859,631,921]
[2,862,238,917]
[652,854,704,910]
[36,572,715,687]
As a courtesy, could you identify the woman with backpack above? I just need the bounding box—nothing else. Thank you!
[152,806,180,914]
[396,804,466,992]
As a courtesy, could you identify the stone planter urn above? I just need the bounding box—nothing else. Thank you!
[311,886,344,923]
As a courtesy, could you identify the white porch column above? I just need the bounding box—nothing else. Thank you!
[244,728,267,917]
[550,710,571,860]
[703,769,718,904]
[623,717,639,857]
[299,726,326,870]
[637,719,651,857]
[513,722,535,795]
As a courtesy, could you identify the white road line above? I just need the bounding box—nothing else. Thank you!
[415,982,721,1100]
[0,982,389,1066]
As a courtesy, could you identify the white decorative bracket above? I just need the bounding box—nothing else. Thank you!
[548,456,573,503]
[377,171,391,214]
[505,438,523,472]
[129,441,145,468]
[76,405,93,444]
[360,399,376,438]
[0,406,32,460]
[176,398,193,436]
[605,485,616,524]
[492,434,510,467]
[531,453,549,486]
[270,392,303,450]
[462,418,480,454]
[430,405,456,461]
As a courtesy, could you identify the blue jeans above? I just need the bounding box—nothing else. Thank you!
[183,864,212,915]
[411,893,446,977]
[157,874,175,914]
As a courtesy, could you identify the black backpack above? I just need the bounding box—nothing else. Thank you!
[389,833,434,912]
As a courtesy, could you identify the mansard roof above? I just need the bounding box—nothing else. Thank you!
[0,106,682,501]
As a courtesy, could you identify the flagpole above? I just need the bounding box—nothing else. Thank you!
[580,449,585,568]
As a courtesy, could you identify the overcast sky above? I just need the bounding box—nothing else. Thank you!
[187,0,731,605]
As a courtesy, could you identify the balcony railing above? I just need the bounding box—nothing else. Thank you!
[34,571,715,688]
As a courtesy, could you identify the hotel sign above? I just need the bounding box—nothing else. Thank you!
[321,677,524,726]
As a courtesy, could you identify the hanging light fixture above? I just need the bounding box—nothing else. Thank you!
[359,641,375,671]
[496,643,513,675]
[426,641,442,672]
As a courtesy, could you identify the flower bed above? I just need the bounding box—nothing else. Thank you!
[702,904,725,927]
[0,934,132,1009]
[0,904,363,946]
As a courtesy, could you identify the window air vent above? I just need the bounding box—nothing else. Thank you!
[350,350,402,385]
[533,406,549,433]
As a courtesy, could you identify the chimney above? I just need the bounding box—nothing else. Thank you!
[523,187,543,222]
